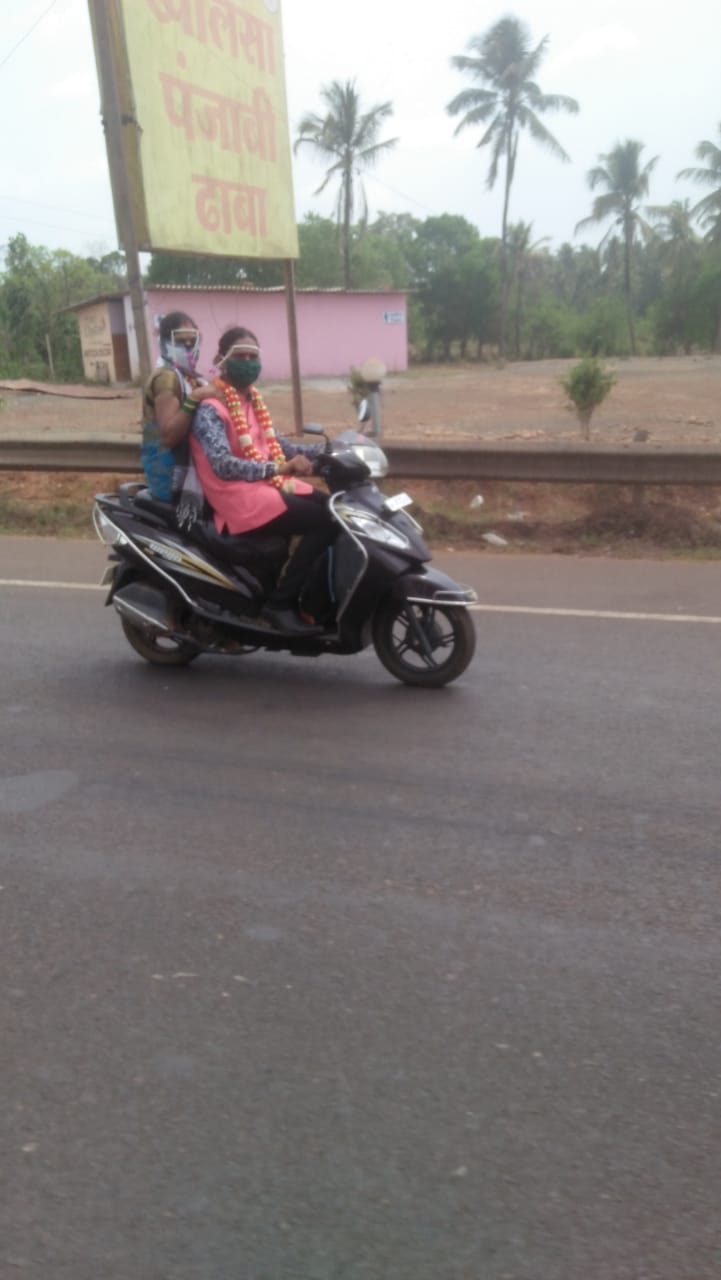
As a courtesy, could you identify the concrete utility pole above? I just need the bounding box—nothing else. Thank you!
[283,260,304,435]
[88,0,152,386]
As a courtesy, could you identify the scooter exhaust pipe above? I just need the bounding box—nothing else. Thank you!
[113,583,175,635]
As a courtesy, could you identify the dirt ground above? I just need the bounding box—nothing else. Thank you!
[1,354,720,445]
[2,357,721,552]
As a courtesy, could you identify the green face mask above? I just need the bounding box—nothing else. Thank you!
[225,357,261,388]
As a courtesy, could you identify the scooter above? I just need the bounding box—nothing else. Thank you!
[92,418,477,687]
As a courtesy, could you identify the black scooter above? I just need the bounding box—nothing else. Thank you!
[92,423,477,687]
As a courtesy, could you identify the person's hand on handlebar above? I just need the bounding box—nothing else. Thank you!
[278,454,314,477]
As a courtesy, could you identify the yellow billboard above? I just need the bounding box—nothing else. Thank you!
[97,0,298,259]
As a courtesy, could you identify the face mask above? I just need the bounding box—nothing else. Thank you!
[225,357,261,388]
[167,342,198,371]
[162,326,200,374]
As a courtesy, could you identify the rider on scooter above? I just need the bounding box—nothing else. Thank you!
[189,326,338,635]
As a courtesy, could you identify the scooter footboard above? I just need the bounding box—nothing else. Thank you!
[393,568,477,607]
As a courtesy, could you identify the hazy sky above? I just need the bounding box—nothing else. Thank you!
[2,0,718,259]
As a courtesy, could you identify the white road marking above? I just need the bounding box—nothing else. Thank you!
[470,604,721,624]
[1,580,720,624]
[0,579,104,590]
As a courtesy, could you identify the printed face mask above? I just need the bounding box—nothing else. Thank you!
[225,357,261,388]
[167,343,198,370]
[165,328,200,370]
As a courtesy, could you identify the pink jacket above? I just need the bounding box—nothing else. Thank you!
[189,396,313,534]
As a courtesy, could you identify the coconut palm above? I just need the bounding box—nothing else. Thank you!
[446,16,578,358]
[678,124,721,243]
[647,199,699,272]
[575,140,658,354]
[506,222,550,357]
[647,200,700,353]
[294,80,397,289]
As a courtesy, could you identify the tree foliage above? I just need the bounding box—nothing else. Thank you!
[294,80,397,289]
[678,123,721,243]
[576,140,658,354]
[447,16,578,356]
[145,251,284,287]
[0,234,126,379]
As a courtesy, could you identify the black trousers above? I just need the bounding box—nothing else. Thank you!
[261,490,337,607]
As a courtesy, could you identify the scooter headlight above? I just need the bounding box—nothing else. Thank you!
[335,505,410,551]
[349,441,388,478]
[93,503,127,547]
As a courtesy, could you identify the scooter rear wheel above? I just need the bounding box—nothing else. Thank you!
[372,599,476,687]
[120,617,201,667]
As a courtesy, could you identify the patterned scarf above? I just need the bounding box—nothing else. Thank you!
[168,363,207,530]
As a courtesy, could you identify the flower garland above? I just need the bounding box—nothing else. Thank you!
[215,378,294,492]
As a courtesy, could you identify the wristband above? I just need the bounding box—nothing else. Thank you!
[182,396,197,413]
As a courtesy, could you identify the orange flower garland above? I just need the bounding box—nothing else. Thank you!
[214,378,295,492]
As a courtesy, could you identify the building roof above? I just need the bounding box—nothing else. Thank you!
[144,284,406,295]
[64,283,407,313]
[61,291,127,313]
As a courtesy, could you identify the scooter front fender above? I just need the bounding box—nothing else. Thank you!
[391,566,477,607]
[103,559,132,606]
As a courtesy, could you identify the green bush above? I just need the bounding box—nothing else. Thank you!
[561,357,616,440]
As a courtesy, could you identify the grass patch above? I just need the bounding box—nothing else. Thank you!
[383,478,721,557]
[0,472,126,537]
[2,471,721,558]
[0,493,95,536]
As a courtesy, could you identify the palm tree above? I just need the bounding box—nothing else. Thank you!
[678,124,721,244]
[648,199,699,270]
[575,140,658,354]
[446,16,578,358]
[647,200,700,353]
[294,80,397,289]
[506,222,549,357]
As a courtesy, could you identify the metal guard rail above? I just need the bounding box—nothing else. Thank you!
[2,436,721,485]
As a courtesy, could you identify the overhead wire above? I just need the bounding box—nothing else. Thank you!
[0,195,113,224]
[0,212,115,240]
[0,0,62,73]
[362,174,441,218]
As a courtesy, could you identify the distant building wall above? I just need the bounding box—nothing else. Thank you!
[144,288,408,382]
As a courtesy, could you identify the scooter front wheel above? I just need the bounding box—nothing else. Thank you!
[372,599,476,687]
[120,617,201,667]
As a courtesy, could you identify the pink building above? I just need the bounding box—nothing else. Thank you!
[70,286,408,383]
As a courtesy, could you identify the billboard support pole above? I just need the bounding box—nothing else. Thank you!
[89,0,152,386]
[283,260,304,435]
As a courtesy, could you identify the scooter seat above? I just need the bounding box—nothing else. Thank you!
[131,488,288,568]
[132,489,177,524]
[190,521,289,568]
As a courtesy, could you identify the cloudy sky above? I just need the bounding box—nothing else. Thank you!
[2,0,718,259]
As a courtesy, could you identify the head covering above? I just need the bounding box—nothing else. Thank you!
[158,313,201,378]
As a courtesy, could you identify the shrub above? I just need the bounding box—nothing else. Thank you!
[561,357,616,440]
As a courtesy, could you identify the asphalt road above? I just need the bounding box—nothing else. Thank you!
[2,540,720,1280]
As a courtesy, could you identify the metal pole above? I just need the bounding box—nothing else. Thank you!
[367,387,382,438]
[88,0,152,385]
[283,259,304,435]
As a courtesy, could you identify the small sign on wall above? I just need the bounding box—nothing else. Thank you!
[383,310,405,325]
[78,302,116,382]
